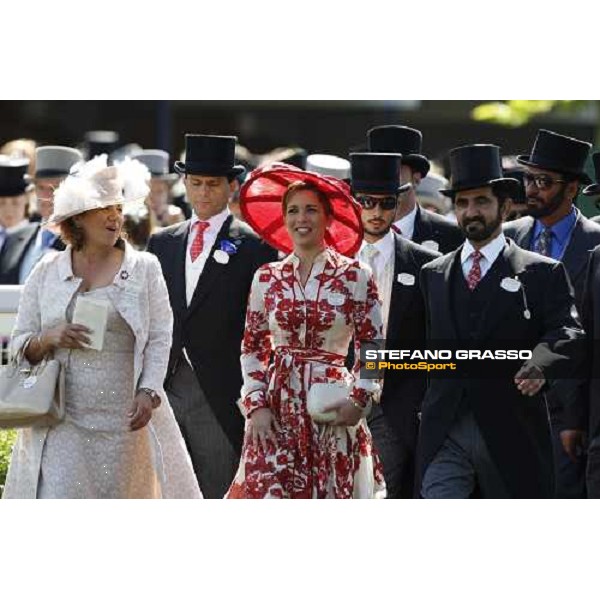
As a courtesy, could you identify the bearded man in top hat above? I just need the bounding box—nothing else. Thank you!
[368,125,464,254]
[0,146,81,284]
[417,144,583,498]
[146,134,277,498]
[503,129,600,499]
[351,152,440,498]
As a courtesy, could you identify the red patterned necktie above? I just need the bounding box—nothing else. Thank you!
[190,221,210,261]
[467,250,483,291]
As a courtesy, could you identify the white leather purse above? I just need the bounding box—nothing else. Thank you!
[306,380,352,424]
[0,347,66,430]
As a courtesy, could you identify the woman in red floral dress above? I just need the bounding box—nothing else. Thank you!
[226,165,386,498]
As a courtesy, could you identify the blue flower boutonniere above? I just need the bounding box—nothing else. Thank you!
[213,239,239,264]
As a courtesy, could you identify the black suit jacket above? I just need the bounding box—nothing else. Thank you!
[379,233,440,442]
[146,216,277,453]
[503,211,600,430]
[0,223,66,285]
[417,240,584,498]
[581,247,600,440]
[412,205,464,255]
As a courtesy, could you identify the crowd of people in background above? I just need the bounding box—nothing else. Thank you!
[1,123,600,499]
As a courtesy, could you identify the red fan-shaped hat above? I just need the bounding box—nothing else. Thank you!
[240,162,363,257]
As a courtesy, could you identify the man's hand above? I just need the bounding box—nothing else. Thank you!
[333,402,363,427]
[560,429,586,463]
[514,364,545,396]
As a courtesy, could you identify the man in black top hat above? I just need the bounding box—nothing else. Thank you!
[0,157,33,270]
[146,134,277,498]
[0,146,80,284]
[579,152,600,497]
[418,144,583,498]
[503,129,600,498]
[352,152,440,498]
[585,152,600,223]
[368,125,464,254]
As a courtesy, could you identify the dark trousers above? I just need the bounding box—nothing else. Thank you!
[551,420,586,499]
[421,411,510,499]
[165,359,239,499]
[367,404,416,499]
[586,434,600,498]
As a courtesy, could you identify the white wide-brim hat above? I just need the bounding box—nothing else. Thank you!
[45,154,150,225]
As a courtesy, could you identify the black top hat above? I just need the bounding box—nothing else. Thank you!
[503,168,527,203]
[582,152,600,196]
[367,125,431,177]
[0,157,32,196]
[350,152,411,195]
[174,134,245,179]
[440,145,520,198]
[84,130,120,160]
[516,129,592,184]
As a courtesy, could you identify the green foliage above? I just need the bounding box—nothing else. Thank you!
[472,100,590,127]
[0,429,17,496]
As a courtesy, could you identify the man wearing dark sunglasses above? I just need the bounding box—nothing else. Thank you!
[504,129,600,499]
[368,125,463,254]
[350,152,440,498]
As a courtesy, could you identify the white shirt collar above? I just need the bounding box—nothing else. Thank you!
[461,232,506,266]
[394,204,418,239]
[190,207,230,233]
[359,229,394,262]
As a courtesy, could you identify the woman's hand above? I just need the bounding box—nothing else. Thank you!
[247,407,281,452]
[42,323,92,350]
[333,402,363,427]
[128,391,154,431]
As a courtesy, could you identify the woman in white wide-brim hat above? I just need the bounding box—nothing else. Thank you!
[3,155,202,499]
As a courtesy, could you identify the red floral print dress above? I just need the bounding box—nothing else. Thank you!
[226,248,386,499]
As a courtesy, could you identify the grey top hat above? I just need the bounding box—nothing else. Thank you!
[35,146,83,179]
[131,149,178,182]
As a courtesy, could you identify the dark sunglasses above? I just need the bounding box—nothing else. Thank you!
[522,173,566,191]
[356,195,398,210]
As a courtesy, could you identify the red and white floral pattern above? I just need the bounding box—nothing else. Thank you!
[227,248,385,499]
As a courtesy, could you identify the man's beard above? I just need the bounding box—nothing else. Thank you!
[526,187,565,218]
[363,221,392,240]
[461,212,502,242]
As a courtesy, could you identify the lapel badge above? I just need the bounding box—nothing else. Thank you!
[397,273,415,286]
[120,270,129,280]
[213,249,230,264]
[500,277,520,292]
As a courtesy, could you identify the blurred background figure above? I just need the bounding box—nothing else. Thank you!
[0,138,37,177]
[83,130,120,162]
[0,156,32,243]
[132,149,184,228]
[228,144,258,221]
[306,153,351,183]
[502,157,528,222]
[0,146,82,284]
[258,146,308,170]
[415,171,451,215]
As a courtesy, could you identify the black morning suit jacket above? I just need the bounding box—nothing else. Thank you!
[0,222,65,284]
[503,211,600,431]
[146,215,277,453]
[378,232,440,443]
[417,240,584,498]
[412,205,464,255]
[581,247,600,441]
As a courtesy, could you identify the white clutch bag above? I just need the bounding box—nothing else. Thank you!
[306,380,352,424]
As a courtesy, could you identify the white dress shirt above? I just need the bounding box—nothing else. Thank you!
[358,230,395,333]
[460,232,506,281]
[185,208,230,306]
[393,204,417,240]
